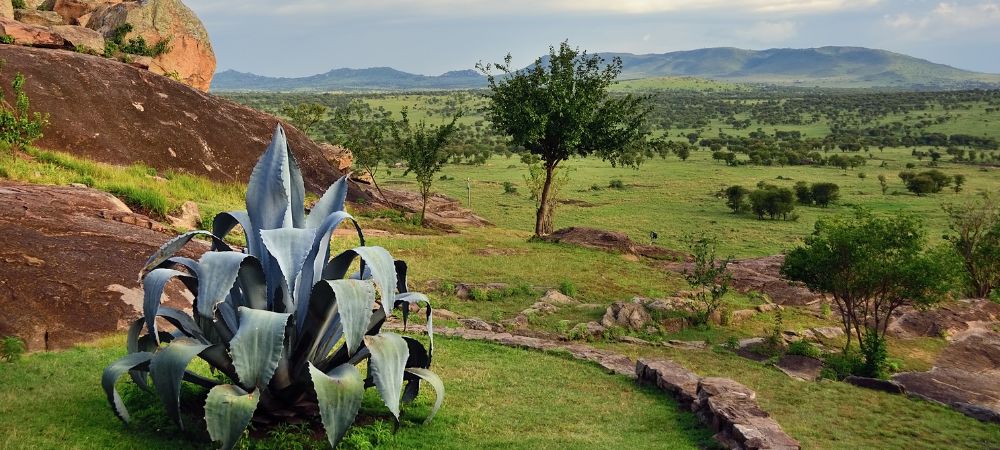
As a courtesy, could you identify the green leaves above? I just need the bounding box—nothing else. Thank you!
[205,385,259,450]
[230,307,291,390]
[364,333,410,423]
[310,363,364,447]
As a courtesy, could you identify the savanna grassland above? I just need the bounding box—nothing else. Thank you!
[3,81,1000,449]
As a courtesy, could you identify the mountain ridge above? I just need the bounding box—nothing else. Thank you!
[211,46,1000,91]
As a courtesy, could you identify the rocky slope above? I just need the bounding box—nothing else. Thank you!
[0,182,203,351]
[1,45,358,195]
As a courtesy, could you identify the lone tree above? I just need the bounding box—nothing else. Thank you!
[781,210,957,377]
[393,109,460,226]
[479,42,653,237]
[0,60,48,156]
[329,100,395,200]
[943,194,1000,298]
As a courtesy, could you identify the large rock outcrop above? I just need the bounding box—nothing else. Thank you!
[86,0,215,91]
[0,46,359,196]
[0,182,202,351]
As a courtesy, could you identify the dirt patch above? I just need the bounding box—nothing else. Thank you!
[360,185,491,231]
[540,227,689,261]
[0,182,201,351]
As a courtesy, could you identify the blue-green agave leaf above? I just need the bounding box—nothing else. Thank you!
[149,338,210,427]
[260,227,317,311]
[194,252,256,320]
[364,333,409,423]
[205,384,259,450]
[324,280,374,358]
[157,306,208,343]
[212,211,254,254]
[288,149,307,228]
[142,268,193,341]
[305,175,350,229]
[296,211,359,330]
[404,368,445,424]
[246,125,294,235]
[310,363,364,448]
[141,231,230,277]
[230,307,291,389]
[102,351,153,422]
[353,246,397,304]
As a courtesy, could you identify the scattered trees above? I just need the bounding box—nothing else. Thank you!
[479,42,653,237]
[393,109,460,226]
[943,195,1000,298]
[781,210,958,377]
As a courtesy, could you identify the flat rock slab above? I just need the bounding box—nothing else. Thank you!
[0,182,202,351]
[889,299,1000,339]
[662,254,825,306]
[776,355,823,381]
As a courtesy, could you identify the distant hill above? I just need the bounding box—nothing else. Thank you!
[211,46,1000,91]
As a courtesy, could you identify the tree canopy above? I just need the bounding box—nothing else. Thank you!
[478,42,653,236]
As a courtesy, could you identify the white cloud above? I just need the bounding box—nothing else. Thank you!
[884,1,1000,33]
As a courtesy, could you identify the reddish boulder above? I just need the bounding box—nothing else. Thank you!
[0,18,64,47]
[0,46,361,198]
[49,24,104,51]
[0,182,202,351]
[13,9,65,26]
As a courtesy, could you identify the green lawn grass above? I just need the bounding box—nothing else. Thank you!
[0,335,714,450]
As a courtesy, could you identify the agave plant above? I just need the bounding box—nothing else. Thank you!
[102,125,441,449]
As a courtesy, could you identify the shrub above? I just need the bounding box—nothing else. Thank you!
[900,169,951,195]
[1,336,25,362]
[558,279,577,297]
[786,340,821,359]
[0,35,14,45]
[589,183,602,191]
[749,186,795,220]
[101,126,443,449]
[857,172,867,179]
[878,174,889,195]
[810,182,840,207]
[104,23,172,58]
[608,179,625,189]
[859,331,889,379]
[793,181,813,205]
[723,185,749,213]
[821,350,862,380]
[682,234,732,326]
[0,62,49,154]
[502,181,517,195]
[11,0,25,9]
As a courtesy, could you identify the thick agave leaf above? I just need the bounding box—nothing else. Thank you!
[230,307,291,390]
[212,211,255,254]
[143,269,194,341]
[351,247,397,304]
[205,384,259,450]
[305,175,350,229]
[310,363,364,447]
[260,227,317,311]
[149,338,210,427]
[364,333,410,423]
[195,252,258,320]
[314,280,375,360]
[404,368,445,424]
[199,343,239,382]
[288,149,307,228]
[141,231,231,277]
[102,351,153,422]
[246,125,295,235]
[235,258,268,310]
[295,211,359,329]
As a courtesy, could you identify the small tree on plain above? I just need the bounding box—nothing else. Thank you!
[943,194,1000,298]
[682,235,732,326]
[329,100,395,200]
[279,102,328,134]
[781,210,958,377]
[811,182,840,207]
[724,185,749,213]
[478,42,653,237]
[393,109,460,226]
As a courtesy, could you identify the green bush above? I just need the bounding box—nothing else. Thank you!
[821,350,863,380]
[749,186,795,220]
[810,182,840,207]
[103,23,172,58]
[1,336,25,362]
[723,185,750,213]
[11,0,25,9]
[608,179,625,189]
[0,35,14,45]
[502,181,517,194]
[558,279,577,297]
[0,63,49,154]
[859,330,889,379]
[786,340,821,359]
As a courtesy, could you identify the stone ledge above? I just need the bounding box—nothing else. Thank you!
[638,359,801,450]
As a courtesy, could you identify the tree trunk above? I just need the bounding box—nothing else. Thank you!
[534,162,557,237]
[420,188,429,227]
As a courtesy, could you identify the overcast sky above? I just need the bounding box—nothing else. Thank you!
[189,0,1000,77]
